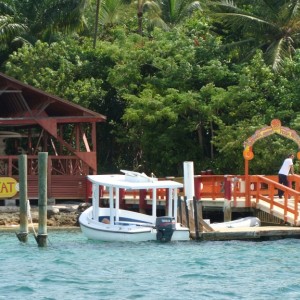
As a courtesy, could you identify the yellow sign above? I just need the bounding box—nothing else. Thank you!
[0,177,18,198]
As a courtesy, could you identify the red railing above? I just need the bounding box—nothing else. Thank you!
[252,175,300,225]
[0,155,90,200]
[85,173,300,225]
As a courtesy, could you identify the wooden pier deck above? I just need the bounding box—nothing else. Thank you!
[190,226,300,241]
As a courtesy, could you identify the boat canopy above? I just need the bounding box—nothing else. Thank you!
[87,170,183,223]
[87,171,183,190]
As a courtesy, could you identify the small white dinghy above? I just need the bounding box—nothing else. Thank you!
[79,170,190,242]
[210,217,261,229]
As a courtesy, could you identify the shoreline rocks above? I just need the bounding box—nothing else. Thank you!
[0,202,90,227]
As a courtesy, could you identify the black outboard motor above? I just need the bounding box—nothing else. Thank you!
[156,216,175,242]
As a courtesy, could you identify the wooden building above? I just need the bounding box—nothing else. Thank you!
[0,72,106,202]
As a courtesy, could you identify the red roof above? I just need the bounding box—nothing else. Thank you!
[0,72,106,125]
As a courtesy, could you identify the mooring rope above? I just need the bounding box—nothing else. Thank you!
[27,200,37,238]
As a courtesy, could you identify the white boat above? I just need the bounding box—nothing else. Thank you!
[79,170,190,242]
[210,217,261,229]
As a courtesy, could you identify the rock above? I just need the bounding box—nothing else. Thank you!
[47,207,60,218]
[0,204,81,227]
[77,202,91,213]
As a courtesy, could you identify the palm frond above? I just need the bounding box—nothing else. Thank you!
[0,15,27,42]
[264,37,295,71]
[161,0,201,25]
[214,13,278,33]
[43,0,89,33]
[208,0,300,71]
[99,0,124,26]
[148,16,169,31]
[207,0,243,14]
[286,0,300,20]
[0,1,15,15]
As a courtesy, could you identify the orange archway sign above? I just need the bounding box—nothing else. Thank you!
[243,119,300,205]
[243,119,300,163]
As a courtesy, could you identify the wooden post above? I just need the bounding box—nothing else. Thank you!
[188,203,195,233]
[16,154,28,243]
[178,196,182,223]
[198,201,203,232]
[184,196,189,229]
[223,200,232,222]
[36,152,48,247]
[193,197,199,240]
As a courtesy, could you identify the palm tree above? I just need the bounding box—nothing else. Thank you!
[0,0,89,50]
[208,0,300,71]
[93,0,125,47]
[159,0,201,28]
[135,0,201,33]
[0,2,27,49]
[39,0,88,37]
[93,0,102,48]
[136,0,161,35]
[99,0,124,26]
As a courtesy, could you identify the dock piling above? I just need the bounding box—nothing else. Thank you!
[193,197,199,240]
[184,196,190,229]
[16,154,28,243]
[36,152,48,247]
[223,200,232,222]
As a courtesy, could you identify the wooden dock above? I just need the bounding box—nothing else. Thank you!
[190,226,300,241]
[178,197,300,241]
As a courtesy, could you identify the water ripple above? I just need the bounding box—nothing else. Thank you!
[1,232,300,299]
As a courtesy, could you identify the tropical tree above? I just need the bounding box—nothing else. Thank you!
[136,0,161,34]
[208,0,300,71]
[0,6,27,48]
[0,0,89,51]
[137,0,202,33]
[107,25,227,175]
[158,0,202,29]
[92,0,126,47]
[93,0,102,47]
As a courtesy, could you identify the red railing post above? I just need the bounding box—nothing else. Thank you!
[194,176,201,199]
[120,188,126,209]
[224,176,231,200]
[139,189,147,213]
[294,195,299,224]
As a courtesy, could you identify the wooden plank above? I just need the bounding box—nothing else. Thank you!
[191,226,300,241]
[198,218,215,232]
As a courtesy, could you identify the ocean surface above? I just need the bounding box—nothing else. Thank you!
[1,229,300,300]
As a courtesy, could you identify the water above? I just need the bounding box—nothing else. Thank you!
[1,229,300,300]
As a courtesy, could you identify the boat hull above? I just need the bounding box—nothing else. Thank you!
[79,207,190,242]
[210,217,261,229]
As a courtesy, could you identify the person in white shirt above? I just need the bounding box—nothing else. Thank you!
[278,154,294,198]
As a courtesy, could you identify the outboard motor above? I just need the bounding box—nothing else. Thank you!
[156,216,175,242]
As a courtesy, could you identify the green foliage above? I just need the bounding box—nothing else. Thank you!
[121,88,205,175]
[6,40,104,107]
[5,6,300,177]
[208,0,300,71]
[210,52,300,174]
[104,24,226,175]
[0,0,89,55]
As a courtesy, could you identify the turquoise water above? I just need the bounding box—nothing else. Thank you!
[1,230,300,300]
